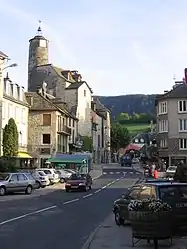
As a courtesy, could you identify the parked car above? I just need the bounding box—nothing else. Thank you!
[31,170,50,188]
[0,172,37,196]
[166,166,177,179]
[113,180,187,232]
[37,168,59,184]
[132,158,139,164]
[56,169,72,183]
[65,173,92,192]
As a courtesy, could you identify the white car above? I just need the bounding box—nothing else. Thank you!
[31,170,50,188]
[56,169,72,182]
[166,166,177,179]
[132,158,139,164]
[37,168,60,184]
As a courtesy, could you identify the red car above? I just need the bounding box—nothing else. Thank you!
[65,173,92,192]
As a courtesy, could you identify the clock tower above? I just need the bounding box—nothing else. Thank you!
[28,23,49,90]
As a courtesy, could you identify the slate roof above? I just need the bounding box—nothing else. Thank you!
[66,82,83,89]
[0,51,8,59]
[156,83,187,100]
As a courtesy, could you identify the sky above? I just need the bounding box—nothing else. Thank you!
[1,0,187,96]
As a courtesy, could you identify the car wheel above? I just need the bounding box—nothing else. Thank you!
[25,185,32,195]
[36,181,41,189]
[0,186,6,196]
[114,210,124,226]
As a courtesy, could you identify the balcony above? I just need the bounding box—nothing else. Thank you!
[58,125,71,135]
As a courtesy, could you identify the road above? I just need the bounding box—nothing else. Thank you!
[0,165,142,249]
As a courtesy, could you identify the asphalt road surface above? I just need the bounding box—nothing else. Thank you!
[0,170,140,249]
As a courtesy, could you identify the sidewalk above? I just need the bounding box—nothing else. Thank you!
[82,213,187,249]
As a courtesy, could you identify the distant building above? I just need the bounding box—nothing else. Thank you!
[155,80,187,165]
[26,83,78,167]
[2,73,30,159]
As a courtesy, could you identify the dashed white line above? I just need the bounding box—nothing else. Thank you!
[83,193,93,198]
[0,205,57,226]
[63,198,79,205]
[94,189,101,194]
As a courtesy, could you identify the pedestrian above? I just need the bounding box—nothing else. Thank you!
[154,168,158,179]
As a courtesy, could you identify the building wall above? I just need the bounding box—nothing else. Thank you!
[0,58,5,155]
[77,84,92,137]
[65,89,78,109]
[2,98,28,152]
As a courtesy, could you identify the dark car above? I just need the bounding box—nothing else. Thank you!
[120,154,132,167]
[65,173,92,192]
[113,181,187,235]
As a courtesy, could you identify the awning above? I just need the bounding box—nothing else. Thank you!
[17,152,32,159]
[47,157,85,164]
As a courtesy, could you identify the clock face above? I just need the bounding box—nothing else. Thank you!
[39,39,47,48]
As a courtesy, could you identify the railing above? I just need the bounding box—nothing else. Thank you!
[58,125,71,134]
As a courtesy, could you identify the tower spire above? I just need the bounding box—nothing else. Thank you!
[37,20,42,36]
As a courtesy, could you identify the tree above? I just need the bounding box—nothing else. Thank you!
[3,118,18,157]
[81,136,93,152]
[111,123,131,152]
[117,112,130,121]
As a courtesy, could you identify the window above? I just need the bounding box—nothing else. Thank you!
[160,139,167,148]
[8,104,13,119]
[72,130,75,142]
[159,120,168,132]
[43,114,51,126]
[128,186,141,199]
[69,118,71,127]
[158,101,167,114]
[10,174,18,182]
[84,90,86,97]
[42,134,51,144]
[18,174,27,181]
[179,119,187,132]
[178,100,187,113]
[21,108,25,124]
[139,186,151,199]
[179,138,187,150]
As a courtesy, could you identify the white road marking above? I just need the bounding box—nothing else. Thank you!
[83,193,93,198]
[93,174,102,180]
[0,205,57,226]
[94,189,101,194]
[0,176,126,226]
[63,198,79,205]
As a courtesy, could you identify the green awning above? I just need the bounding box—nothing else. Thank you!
[47,158,84,164]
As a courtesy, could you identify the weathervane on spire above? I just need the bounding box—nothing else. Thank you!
[37,20,42,36]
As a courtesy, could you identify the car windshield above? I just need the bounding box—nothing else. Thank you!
[0,173,10,181]
[38,171,46,176]
[69,174,85,180]
[167,166,177,171]
[43,170,51,174]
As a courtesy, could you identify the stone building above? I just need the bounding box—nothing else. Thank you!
[91,97,111,163]
[27,27,92,139]
[156,80,187,165]
[2,73,30,159]
[26,83,78,167]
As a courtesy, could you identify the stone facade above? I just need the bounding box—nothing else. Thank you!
[26,86,78,167]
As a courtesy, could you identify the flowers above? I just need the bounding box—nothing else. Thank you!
[128,199,172,212]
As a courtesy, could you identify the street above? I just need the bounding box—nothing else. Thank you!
[0,165,141,249]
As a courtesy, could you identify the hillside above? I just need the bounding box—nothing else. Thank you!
[98,94,157,118]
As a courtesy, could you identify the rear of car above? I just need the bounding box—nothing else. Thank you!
[39,169,59,184]
[56,169,72,183]
[32,171,50,187]
[158,183,187,236]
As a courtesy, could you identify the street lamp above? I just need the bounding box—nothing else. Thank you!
[3,63,18,71]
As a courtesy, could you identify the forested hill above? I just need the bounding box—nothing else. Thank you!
[98,94,157,118]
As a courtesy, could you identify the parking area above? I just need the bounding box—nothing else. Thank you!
[0,182,65,202]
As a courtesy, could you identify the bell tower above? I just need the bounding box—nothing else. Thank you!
[28,21,49,91]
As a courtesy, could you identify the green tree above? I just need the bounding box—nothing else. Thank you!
[111,123,131,152]
[81,136,93,152]
[132,112,140,120]
[117,112,130,121]
[3,118,18,157]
